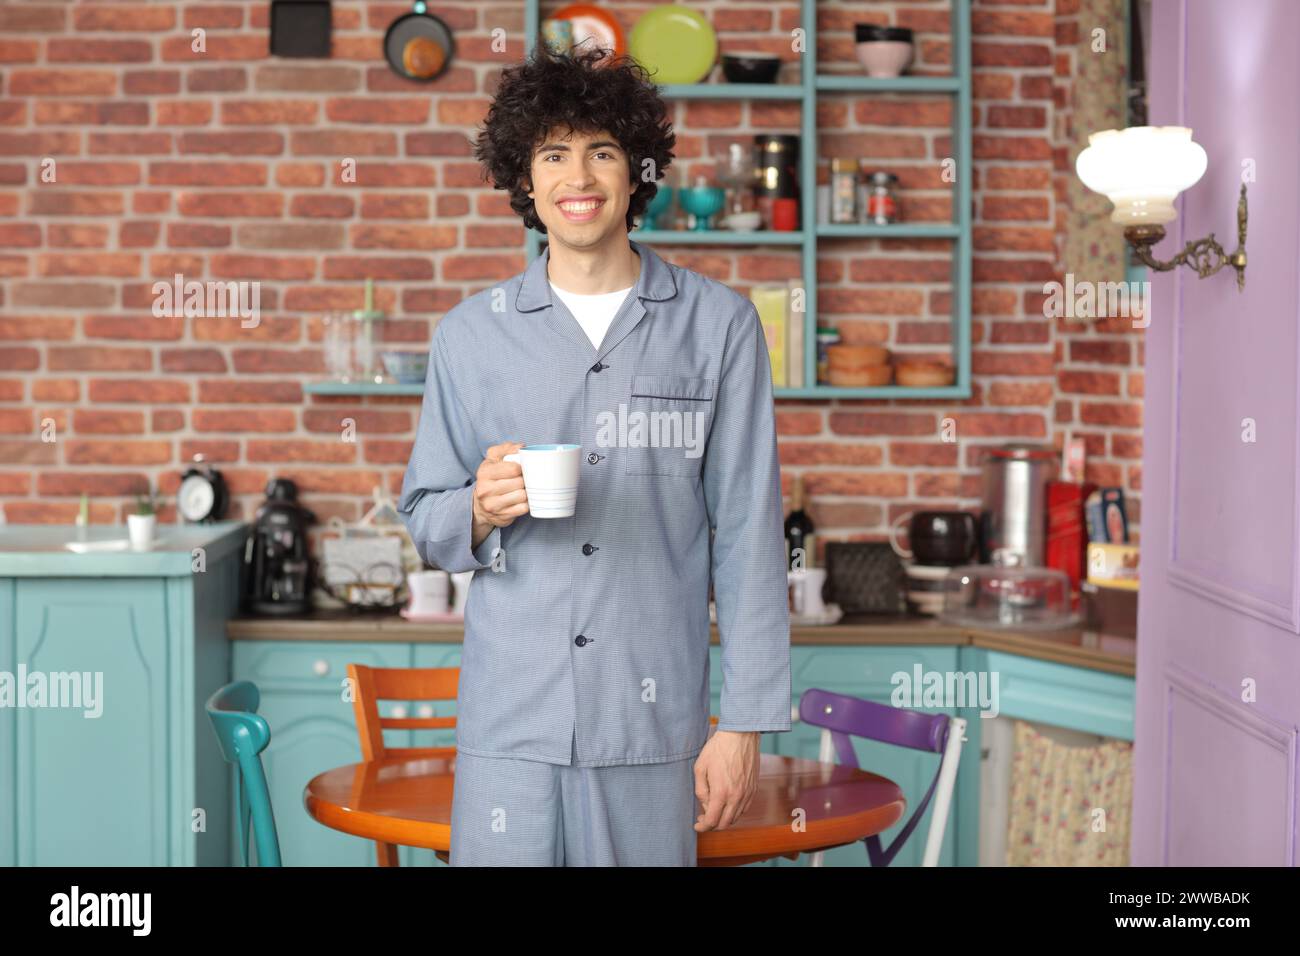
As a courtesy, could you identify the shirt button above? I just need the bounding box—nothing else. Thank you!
[574,635,588,647]
[590,361,604,373]
[582,543,594,556]
[587,453,598,465]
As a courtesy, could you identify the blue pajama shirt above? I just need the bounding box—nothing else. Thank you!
[398,239,791,863]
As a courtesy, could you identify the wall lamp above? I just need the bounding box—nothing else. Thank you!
[1076,126,1247,291]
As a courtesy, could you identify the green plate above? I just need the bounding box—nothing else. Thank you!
[629,5,718,86]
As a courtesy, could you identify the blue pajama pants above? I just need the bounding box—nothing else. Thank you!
[449,732,699,866]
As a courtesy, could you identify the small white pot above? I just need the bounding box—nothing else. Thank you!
[127,513,157,550]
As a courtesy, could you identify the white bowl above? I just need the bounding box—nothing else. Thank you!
[723,211,763,231]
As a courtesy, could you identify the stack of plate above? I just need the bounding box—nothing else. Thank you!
[904,562,951,616]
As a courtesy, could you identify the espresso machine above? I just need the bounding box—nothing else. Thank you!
[243,478,316,615]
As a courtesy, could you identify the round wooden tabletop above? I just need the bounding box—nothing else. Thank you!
[304,751,906,866]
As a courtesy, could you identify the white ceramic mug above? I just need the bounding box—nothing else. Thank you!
[503,444,581,518]
[787,567,828,617]
[407,569,450,616]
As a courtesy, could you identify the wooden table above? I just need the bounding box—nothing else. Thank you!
[304,751,906,866]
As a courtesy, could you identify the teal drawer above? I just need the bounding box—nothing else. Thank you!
[963,647,1135,740]
[232,641,412,690]
[793,644,962,697]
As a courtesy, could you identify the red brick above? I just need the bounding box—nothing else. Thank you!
[777,443,884,466]
[73,409,146,434]
[803,473,909,497]
[194,409,296,433]
[1058,370,1121,395]
[88,380,190,403]
[181,439,241,462]
[830,412,937,437]
[49,346,151,371]
[246,440,355,464]
[66,440,172,465]
[1069,340,1131,364]
[1080,402,1143,427]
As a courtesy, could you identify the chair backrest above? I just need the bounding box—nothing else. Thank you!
[347,664,459,761]
[205,680,282,867]
[797,688,967,867]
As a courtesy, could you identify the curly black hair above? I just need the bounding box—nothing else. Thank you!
[472,46,676,234]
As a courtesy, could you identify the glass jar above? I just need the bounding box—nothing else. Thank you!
[829,158,858,224]
[861,170,900,225]
[322,311,354,383]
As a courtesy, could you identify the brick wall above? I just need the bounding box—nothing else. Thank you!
[0,0,1142,553]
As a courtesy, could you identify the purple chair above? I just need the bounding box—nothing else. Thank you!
[795,688,968,867]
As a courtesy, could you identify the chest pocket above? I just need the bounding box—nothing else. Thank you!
[624,374,715,478]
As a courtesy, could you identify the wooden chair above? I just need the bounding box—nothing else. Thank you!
[346,663,459,866]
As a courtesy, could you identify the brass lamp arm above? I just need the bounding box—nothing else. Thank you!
[1123,183,1249,291]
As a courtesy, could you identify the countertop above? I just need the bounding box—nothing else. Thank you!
[227,609,1136,677]
[0,521,249,576]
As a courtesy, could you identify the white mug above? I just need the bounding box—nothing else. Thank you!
[788,567,828,617]
[503,443,581,518]
[407,569,450,616]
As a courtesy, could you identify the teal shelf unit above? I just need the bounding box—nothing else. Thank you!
[522,0,973,400]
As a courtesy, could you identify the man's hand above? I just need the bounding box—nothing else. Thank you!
[693,730,760,832]
[470,441,529,550]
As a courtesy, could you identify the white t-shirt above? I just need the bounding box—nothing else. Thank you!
[549,281,633,351]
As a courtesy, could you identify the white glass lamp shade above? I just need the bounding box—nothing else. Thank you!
[1075,126,1208,226]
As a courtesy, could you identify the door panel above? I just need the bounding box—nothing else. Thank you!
[15,578,169,866]
[1137,0,1300,865]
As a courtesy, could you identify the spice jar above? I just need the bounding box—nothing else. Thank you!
[862,170,900,224]
[829,158,858,224]
[815,326,840,384]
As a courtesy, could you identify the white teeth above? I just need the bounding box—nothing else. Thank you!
[560,200,601,213]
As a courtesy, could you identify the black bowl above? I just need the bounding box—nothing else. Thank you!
[722,52,781,84]
[855,24,914,43]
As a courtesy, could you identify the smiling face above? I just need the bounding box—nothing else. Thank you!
[526,126,638,251]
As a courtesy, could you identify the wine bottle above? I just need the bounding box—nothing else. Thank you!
[784,473,815,570]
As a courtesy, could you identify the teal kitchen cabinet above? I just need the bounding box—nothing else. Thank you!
[230,640,423,867]
[0,522,247,866]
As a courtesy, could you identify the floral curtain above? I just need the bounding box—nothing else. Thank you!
[1005,719,1133,866]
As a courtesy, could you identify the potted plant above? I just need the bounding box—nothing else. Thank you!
[128,490,160,550]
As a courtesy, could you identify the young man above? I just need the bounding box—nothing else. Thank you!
[398,48,790,866]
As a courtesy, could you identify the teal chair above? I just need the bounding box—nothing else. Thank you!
[206,680,282,867]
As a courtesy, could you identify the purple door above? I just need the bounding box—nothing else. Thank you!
[1135,0,1300,864]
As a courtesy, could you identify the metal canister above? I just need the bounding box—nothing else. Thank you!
[979,444,1057,567]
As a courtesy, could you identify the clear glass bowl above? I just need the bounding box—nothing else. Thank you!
[939,564,1079,631]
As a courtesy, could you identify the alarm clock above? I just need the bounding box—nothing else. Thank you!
[178,454,229,524]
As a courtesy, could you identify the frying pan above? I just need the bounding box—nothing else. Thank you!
[383,0,456,82]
